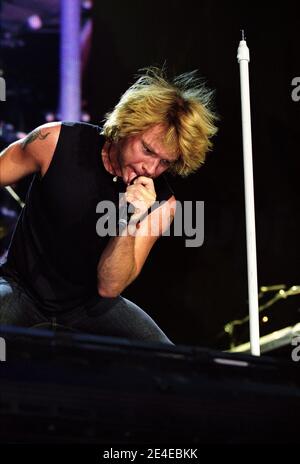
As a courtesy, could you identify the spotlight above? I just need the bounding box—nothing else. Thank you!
[82,0,93,10]
[45,112,55,122]
[16,131,27,139]
[81,112,91,122]
[27,15,43,31]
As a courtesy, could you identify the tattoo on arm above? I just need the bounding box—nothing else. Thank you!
[21,129,51,150]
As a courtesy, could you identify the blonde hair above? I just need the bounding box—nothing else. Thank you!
[101,67,218,177]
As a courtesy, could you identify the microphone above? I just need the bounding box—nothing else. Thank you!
[117,176,149,233]
[117,176,138,233]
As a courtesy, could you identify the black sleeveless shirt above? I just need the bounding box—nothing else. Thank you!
[0,122,174,313]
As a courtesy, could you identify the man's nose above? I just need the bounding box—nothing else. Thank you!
[143,159,160,177]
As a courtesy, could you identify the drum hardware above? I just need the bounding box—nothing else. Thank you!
[224,284,300,349]
[0,224,7,239]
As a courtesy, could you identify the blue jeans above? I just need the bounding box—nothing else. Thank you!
[0,277,173,344]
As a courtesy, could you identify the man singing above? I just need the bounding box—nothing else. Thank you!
[0,68,217,344]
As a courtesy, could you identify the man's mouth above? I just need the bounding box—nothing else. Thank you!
[127,169,139,185]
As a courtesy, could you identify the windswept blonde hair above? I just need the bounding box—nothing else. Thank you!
[101,67,218,177]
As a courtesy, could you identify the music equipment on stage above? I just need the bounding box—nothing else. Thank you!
[224,284,300,356]
[0,225,7,240]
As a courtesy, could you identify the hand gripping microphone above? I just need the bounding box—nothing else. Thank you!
[118,176,149,233]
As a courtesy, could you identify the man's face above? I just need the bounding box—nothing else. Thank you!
[116,124,179,185]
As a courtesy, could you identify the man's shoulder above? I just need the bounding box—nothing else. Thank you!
[61,121,102,134]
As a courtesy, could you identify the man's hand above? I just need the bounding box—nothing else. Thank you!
[125,176,156,226]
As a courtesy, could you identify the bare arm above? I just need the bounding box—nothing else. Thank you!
[0,122,61,187]
[97,195,177,298]
[97,233,137,298]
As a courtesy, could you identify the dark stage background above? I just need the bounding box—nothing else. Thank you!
[1,0,299,348]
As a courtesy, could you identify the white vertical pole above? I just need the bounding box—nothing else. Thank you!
[237,33,260,356]
[59,0,81,121]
